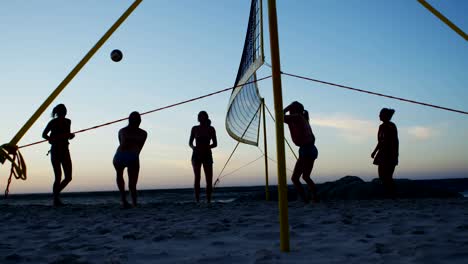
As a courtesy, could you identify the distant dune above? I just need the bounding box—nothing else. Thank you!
[266,176,467,201]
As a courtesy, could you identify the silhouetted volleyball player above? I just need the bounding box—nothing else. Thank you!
[189,111,217,203]
[371,108,399,197]
[42,104,75,206]
[113,112,147,208]
[284,101,319,203]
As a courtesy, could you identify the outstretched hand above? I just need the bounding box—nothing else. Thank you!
[371,151,376,159]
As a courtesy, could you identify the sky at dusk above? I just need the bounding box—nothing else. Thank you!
[1,0,467,194]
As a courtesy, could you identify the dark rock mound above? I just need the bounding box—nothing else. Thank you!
[258,176,465,201]
[317,176,376,200]
[315,176,463,200]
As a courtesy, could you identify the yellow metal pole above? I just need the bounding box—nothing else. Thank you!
[267,0,290,252]
[8,0,143,148]
[417,0,467,41]
[261,98,270,201]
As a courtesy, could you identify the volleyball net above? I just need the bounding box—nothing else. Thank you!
[226,0,264,146]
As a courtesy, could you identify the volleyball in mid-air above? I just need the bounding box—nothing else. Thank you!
[110,49,123,62]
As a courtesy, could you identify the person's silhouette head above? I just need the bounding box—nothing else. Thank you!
[52,104,67,118]
[128,111,141,128]
[289,101,304,114]
[198,111,211,126]
[379,108,395,122]
[289,101,309,121]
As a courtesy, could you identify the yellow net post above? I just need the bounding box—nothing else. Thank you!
[417,0,467,41]
[267,0,290,252]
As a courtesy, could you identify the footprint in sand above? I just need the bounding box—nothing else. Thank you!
[254,249,280,263]
[244,231,279,240]
[411,225,428,235]
[96,227,112,235]
[50,253,85,264]
[4,253,24,262]
[375,243,392,254]
[172,230,196,240]
[292,223,309,229]
[122,232,145,240]
[391,227,405,235]
[208,223,229,233]
[319,220,336,225]
[411,230,425,235]
[210,241,225,246]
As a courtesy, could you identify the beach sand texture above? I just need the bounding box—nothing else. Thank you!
[1,199,467,264]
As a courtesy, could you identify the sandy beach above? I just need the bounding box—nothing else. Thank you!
[1,197,467,264]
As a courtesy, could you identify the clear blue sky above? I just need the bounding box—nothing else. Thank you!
[1,0,467,194]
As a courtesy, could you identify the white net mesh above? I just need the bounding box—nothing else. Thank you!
[226,0,264,146]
